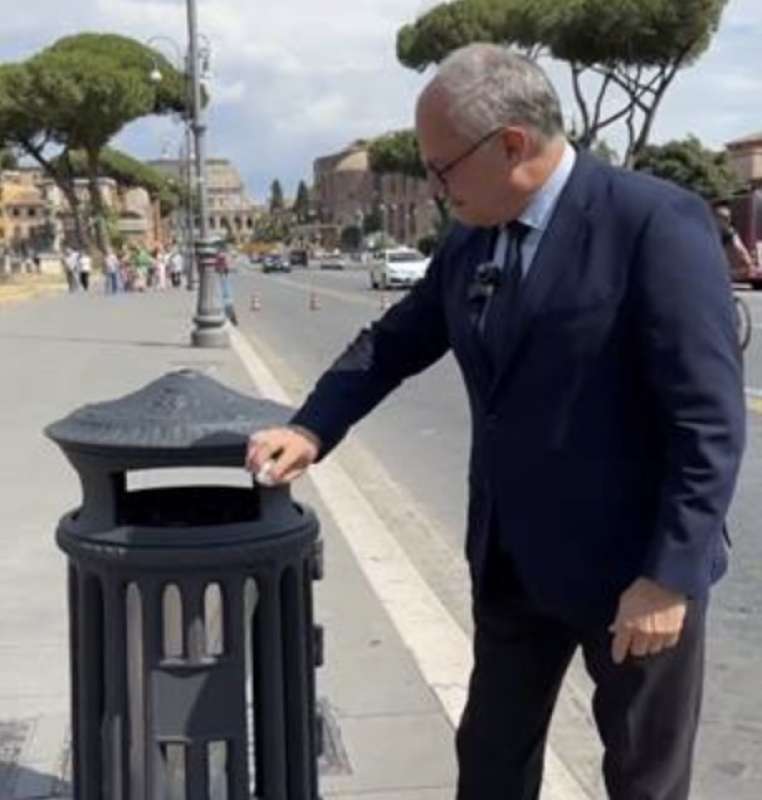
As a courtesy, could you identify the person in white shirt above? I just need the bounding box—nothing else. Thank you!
[169,249,184,288]
[78,251,92,291]
[63,248,80,292]
[104,250,120,294]
[155,247,168,290]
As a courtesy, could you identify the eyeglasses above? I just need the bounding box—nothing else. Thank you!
[425,127,505,192]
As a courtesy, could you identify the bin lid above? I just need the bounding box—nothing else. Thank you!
[45,369,292,464]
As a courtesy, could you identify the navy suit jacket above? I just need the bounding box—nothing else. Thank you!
[292,152,746,625]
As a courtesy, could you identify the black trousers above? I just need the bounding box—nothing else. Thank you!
[456,550,706,800]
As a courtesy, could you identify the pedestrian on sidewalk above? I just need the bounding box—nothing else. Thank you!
[215,243,238,326]
[78,250,92,291]
[155,246,168,290]
[104,249,120,295]
[169,247,184,289]
[63,247,79,292]
[245,44,745,800]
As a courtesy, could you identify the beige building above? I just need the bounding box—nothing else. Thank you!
[0,177,50,252]
[0,168,163,256]
[148,157,262,242]
[43,177,161,249]
[313,140,438,248]
[726,132,762,189]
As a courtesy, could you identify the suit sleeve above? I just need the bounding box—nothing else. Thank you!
[289,245,451,458]
[635,193,746,597]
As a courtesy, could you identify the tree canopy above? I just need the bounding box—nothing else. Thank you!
[0,33,188,249]
[269,179,285,213]
[396,0,729,164]
[53,147,188,213]
[634,136,744,201]
[292,179,310,223]
[368,130,426,180]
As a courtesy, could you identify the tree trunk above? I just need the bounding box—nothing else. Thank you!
[85,148,109,254]
[20,140,91,250]
[62,185,89,250]
[627,67,681,167]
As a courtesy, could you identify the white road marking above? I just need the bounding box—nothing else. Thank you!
[228,325,591,800]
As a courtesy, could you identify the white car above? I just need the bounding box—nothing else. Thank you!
[369,248,430,290]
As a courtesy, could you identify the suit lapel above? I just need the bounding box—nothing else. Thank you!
[489,152,597,400]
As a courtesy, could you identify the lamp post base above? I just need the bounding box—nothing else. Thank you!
[191,321,229,348]
[191,238,230,349]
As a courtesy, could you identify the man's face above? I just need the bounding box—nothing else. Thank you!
[416,89,527,227]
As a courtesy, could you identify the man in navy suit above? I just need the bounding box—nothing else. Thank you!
[246,44,745,800]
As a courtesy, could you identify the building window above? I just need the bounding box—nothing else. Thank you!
[28,208,37,218]
[12,208,20,217]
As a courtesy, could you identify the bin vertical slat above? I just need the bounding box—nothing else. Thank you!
[76,569,105,800]
[187,741,210,800]
[67,563,82,800]
[225,577,251,800]
[102,578,128,800]
[252,570,288,800]
[141,578,165,800]
[304,558,321,797]
[281,564,312,798]
[126,581,145,800]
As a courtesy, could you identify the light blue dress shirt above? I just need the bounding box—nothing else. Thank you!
[493,142,577,277]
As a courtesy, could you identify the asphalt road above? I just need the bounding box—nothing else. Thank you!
[233,261,762,798]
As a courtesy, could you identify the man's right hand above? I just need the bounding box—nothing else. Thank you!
[244,426,320,486]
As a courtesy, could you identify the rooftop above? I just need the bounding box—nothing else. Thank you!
[726,131,762,148]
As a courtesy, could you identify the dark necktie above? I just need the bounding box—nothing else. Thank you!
[482,220,530,367]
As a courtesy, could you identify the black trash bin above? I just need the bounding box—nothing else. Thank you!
[46,369,324,800]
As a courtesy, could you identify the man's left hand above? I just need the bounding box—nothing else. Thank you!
[609,577,687,664]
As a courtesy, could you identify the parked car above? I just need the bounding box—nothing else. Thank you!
[369,247,430,289]
[262,254,291,274]
[318,250,346,270]
[289,248,309,267]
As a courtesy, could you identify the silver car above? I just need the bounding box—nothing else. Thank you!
[369,248,430,290]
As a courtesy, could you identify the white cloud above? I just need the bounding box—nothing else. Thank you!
[210,79,246,106]
[2,0,761,199]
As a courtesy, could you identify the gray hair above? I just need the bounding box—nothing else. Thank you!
[433,43,564,142]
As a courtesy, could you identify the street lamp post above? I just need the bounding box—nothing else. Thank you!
[182,123,197,290]
[186,0,227,347]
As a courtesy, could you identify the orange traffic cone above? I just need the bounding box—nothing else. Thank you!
[250,292,262,311]
[309,289,321,311]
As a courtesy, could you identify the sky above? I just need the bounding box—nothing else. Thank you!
[1,0,761,204]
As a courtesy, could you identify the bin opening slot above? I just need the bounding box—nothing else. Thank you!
[117,484,261,527]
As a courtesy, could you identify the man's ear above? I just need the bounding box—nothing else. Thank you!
[499,127,530,167]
